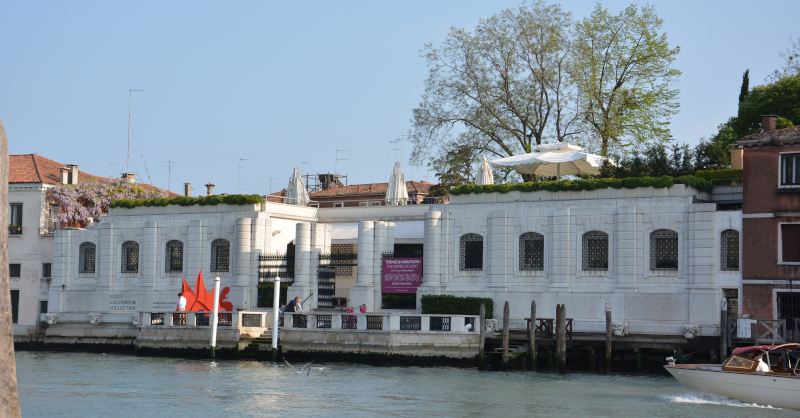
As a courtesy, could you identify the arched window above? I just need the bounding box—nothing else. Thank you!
[165,240,184,272]
[650,229,678,270]
[582,231,608,271]
[121,241,139,273]
[721,229,740,271]
[519,233,544,271]
[79,242,96,274]
[211,239,230,272]
[460,234,483,271]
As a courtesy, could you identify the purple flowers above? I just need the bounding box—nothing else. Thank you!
[48,179,166,227]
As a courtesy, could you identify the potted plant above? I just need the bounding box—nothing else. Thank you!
[8,224,21,235]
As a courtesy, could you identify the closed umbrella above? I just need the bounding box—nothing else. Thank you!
[475,157,494,185]
[286,168,310,206]
[488,143,611,180]
[385,162,409,205]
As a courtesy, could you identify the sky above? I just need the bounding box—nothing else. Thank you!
[1,1,797,195]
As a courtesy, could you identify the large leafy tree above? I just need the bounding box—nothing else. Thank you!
[732,72,800,136]
[410,1,578,182]
[767,37,800,82]
[571,3,681,155]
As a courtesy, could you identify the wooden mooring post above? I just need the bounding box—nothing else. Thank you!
[720,297,728,360]
[556,304,566,373]
[529,301,537,371]
[479,303,486,371]
[605,300,612,371]
[502,301,510,370]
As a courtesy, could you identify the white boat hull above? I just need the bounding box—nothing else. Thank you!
[665,365,800,409]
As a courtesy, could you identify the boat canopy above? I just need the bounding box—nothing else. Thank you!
[732,343,800,356]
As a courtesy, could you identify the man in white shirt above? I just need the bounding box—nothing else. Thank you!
[178,293,187,311]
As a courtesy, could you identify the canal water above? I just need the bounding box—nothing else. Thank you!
[15,351,795,417]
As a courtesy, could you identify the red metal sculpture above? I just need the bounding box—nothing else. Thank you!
[180,271,233,312]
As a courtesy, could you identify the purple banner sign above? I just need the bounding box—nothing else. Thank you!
[382,258,423,294]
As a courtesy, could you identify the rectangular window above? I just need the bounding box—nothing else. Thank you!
[10,264,20,277]
[359,202,368,207]
[369,201,382,206]
[9,203,22,227]
[42,263,51,278]
[778,292,800,329]
[782,154,800,186]
[782,224,800,263]
[11,290,19,323]
[333,202,344,208]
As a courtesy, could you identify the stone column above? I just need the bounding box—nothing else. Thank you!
[288,222,312,304]
[549,208,571,292]
[309,222,327,309]
[234,218,252,311]
[488,210,509,290]
[350,221,375,311]
[141,221,158,290]
[419,211,442,297]
[98,222,115,290]
[615,206,638,292]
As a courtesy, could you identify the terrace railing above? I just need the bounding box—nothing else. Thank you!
[283,313,478,334]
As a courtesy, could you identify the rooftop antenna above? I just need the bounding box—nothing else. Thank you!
[335,150,348,176]
[140,154,153,185]
[162,160,175,192]
[397,134,412,179]
[238,157,249,193]
[126,89,145,176]
[385,141,397,182]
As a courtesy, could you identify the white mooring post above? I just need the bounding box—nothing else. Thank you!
[272,276,281,361]
[210,274,221,359]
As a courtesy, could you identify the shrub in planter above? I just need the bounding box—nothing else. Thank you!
[420,295,494,319]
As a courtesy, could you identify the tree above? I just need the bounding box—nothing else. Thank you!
[571,3,681,155]
[738,69,749,103]
[48,178,166,227]
[766,37,800,82]
[733,72,800,136]
[410,1,579,182]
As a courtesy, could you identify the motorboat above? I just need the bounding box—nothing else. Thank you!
[664,343,800,409]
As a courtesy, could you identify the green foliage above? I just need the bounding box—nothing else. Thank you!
[420,295,494,319]
[731,72,800,137]
[694,169,743,181]
[450,175,711,196]
[110,194,264,209]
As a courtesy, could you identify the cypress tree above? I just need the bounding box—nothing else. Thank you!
[738,69,750,103]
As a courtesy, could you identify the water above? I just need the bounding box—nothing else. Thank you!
[15,351,795,417]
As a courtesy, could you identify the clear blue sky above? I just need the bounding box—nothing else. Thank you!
[1,1,796,195]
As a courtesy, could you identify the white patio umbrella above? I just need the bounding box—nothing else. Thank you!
[385,162,409,205]
[488,143,610,180]
[286,167,310,206]
[475,157,494,185]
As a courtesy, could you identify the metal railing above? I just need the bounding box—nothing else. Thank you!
[173,312,186,326]
[367,315,383,330]
[710,178,743,202]
[196,313,210,326]
[317,314,332,329]
[342,315,358,329]
[420,196,449,204]
[400,316,422,331]
[282,313,478,333]
[429,316,451,331]
[151,313,165,326]
[292,314,308,329]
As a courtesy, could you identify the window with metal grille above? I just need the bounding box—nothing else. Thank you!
[317,314,332,329]
[342,314,358,329]
[777,292,800,331]
[292,314,308,328]
[330,244,356,276]
[781,153,800,186]
[582,231,608,271]
[151,313,164,326]
[196,313,210,326]
[781,224,800,263]
[211,239,230,272]
[165,240,184,272]
[42,263,51,278]
[519,233,544,271]
[460,234,483,271]
[121,241,139,273]
[430,316,451,331]
[10,264,20,277]
[400,316,421,330]
[367,315,383,330]
[218,313,232,327]
[721,229,739,271]
[79,242,96,274]
[650,229,678,270]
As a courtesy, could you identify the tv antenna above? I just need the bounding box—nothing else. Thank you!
[162,160,176,192]
[301,161,308,173]
[238,157,249,194]
[335,150,348,175]
[126,89,145,175]
[385,140,398,181]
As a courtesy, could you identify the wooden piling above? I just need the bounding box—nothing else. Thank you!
[720,297,728,360]
[529,301,537,371]
[605,300,612,371]
[479,303,486,371]
[502,301,510,370]
[556,304,566,373]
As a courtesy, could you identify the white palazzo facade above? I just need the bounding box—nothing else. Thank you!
[41,184,741,341]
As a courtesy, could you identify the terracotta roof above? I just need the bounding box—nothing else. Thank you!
[265,190,287,203]
[737,125,800,148]
[9,154,180,196]
[309,181,435,198]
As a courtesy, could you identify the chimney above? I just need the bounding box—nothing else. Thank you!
[205,183,215,196]
[184,183,192,197]
[66,164,79,185]
[60,168,69,185]
[762,115,778,132]
[121,173,136,183]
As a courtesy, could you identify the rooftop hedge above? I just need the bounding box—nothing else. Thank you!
[449,175,712,196]
[109,194,264,209]
[694,169,743,182]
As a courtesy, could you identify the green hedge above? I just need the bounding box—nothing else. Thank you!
[449,175,712,195]
[110,194,264,209]
[420,295,494,319]
[694,169,743,182]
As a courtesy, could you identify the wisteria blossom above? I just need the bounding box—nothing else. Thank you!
[48,179,167,227]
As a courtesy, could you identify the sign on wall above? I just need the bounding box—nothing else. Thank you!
[382,258,423,294]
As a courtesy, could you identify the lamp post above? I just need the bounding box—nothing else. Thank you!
[272,276,281,361]
[210,274,221,359]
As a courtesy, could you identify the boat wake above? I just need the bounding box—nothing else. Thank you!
[661,393,778,409]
